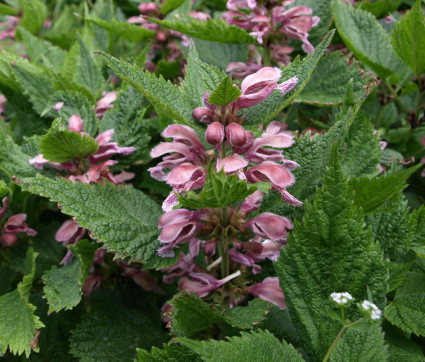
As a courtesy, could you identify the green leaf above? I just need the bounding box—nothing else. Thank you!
[241,30,334,126]
[148,18,256,44]
[332,0,409,80]
[0,3,19,16]
[70,304,168,362]
[297,52,370,106]
[18,175,162,261]
[342,112,382,178]
[384,323,425,362]
[161,0,185,14]
[208,77,241,106]
[84,18,156,42]
[275,144,388,359]
[75,36,104,97]
[360,0,401,17]
[222,299,271,330]
[97,51,198,128]
[330,320,388,362]
[348,164,422,214]
[178,330,304,362]
[99,86,151,163]
[179,168,267,209]
[39,119,99,163]
[409,205,425,248]
[138,343,202,362]
[42,239,97,313]
[384,272,425,336]
[17,0,47,35]
[392,0,425,75]
[44,91,98,136]
[0,248,44,358]
[388,261,414,292]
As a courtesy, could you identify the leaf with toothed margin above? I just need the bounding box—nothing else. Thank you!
[240,30,334,127]
[208,77,241,106]
[17,175,162,262]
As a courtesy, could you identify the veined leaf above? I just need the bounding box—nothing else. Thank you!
[178,330,304,362]
[208,77,241,106]
[332,0,409,80]
[241,30,334,126]
[0,248,44,358]
[275,144,388,359]
[97,51,198,129]
[138,343,202,362]
[409,205,425,248]
[384,272,425,336]
[222,299,271,330]
[392,0,425,75]
[384,323,425,362]
[0,3,19,16]
[85,18,156,42]
[148,18,256,44]
[18,175,162,262]
[17,0,47,35]
[161,0,185,14]
[40,119,99,163]
[360,0,401,17]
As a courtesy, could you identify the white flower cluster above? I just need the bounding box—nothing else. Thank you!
[361,300,382,320]
[330,292,353,306]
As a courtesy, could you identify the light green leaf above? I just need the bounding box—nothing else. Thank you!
[138,343,202,362]
[178,330,304,362]
[298,52,370,106]
[18,175,162,262]
[241,30,334,126]
[330,320,388,362]
[97,51,198,128]
[392,0,425,75]
[148,18,256,44]
[0,248,44,358]
[208,77,241,106]
[75,36,104,97]
[332,0,409,80]
[348,164,422,214]
[275,144,388,359]
[0,3,19,16]
[385,272,425,336]
[70,304,168,362]
[39,119,99,163]
[161,0,185,14]
[223,299,271,330]
[360,0,401,17]
[409,205,425,248]
[85,18,156,42]
[42,239,98,313]
[17,0,47,35]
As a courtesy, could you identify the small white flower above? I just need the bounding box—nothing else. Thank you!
[361,300,382,320]
[330,292,353,306]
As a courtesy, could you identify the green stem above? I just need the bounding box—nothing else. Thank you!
[414,79,423,124]
[219,207,229,279]
[262,46,272,67]
[322,318,365,362]
[384,81,409,114]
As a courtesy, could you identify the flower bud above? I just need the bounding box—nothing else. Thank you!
[205,122,224,146]
[192,107,214,123]
[225,123,247,147]
[1,233,18,246]
[156,31,166,42]
[203,239,216,256]
[69,115,83,133]
[138,2,159,14]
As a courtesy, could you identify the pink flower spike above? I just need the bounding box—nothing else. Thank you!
[69,115,83,133]
[167,164,206,191]
[159,220,201,246]
[162,125,204,153]
[246,161,295,189]
[246,212,292,242]
[217,154,248,174]
[205,122,225,146]
[4,214,37,236]
[248,277,286,309]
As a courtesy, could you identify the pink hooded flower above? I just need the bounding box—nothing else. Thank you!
[95,92,116,119]
[229,248,261,274]
[246,238,284,262]
[226,61,263,79]
[246,212,292,242]
[217,154,248,174]
[82,275,102,297]
[248,277,286,309]
[205,122,225,146]
[240,190,264,213]
[55,219,86,265]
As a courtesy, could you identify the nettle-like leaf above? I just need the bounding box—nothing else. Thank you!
[222,298,271,330]
[0,3,19,16]
[85,18,156,42]
[384,272,425,336]
[384,323,425,362]
[70,304,168,362]
[138,343,202,362]
[392,0,425,76]
[0,248,44,358]
[342,112,382,178]
[332,0,409,81]
[181,45,227,108]
[330,320,388,361]
[99,86,151,162]
[178,168,269,209]
[275,145,388,360]
[44,91,98,136]
[97,51,198,128]
[42,239,97,313]
[409,206,425,258]
[208,77,241,106]
[39,119,99,163]
[75,36,103,97]
[161,0,185,14]
[148,18,256,44]
[17,0,47,35]
[241,30,334,126]
[18,175,162,261]
[177,330,304,362]
[360,0,401,17]
[348,164,422,214]
[297,52,370,106]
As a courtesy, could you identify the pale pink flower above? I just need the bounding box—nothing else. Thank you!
[95,91,116,119]
[248,277,286,309]
[246,212,292,242]
[82,275,102,297]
